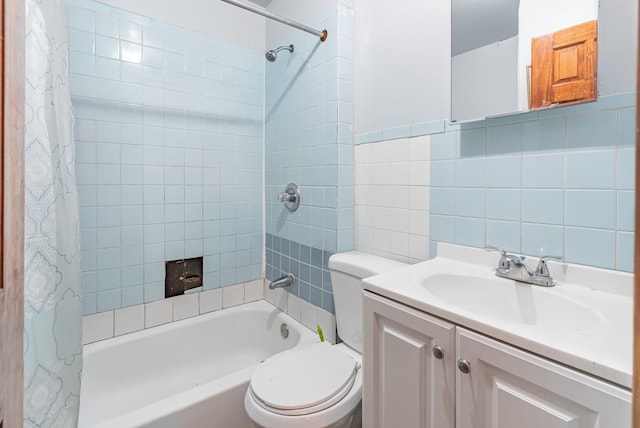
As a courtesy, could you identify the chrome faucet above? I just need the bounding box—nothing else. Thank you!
[485,246,563,287]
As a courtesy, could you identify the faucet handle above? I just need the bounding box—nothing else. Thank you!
[484,246,511,270]
[484,245,506,256]
[535,255,564,276]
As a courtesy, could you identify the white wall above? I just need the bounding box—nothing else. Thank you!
[96,0,265,51]
[266,0,337,46]
[355,0,450,135]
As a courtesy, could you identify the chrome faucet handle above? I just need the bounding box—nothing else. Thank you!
[485,246,511,270]
[535,255,564,276]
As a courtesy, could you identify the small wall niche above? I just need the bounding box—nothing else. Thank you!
[165,257,203,298]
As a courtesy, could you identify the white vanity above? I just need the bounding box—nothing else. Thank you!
[362,243,632,428]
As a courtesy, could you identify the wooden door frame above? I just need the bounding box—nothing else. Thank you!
[0,0,25,426]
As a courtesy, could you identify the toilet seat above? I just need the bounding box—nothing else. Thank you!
[249,343,360,416]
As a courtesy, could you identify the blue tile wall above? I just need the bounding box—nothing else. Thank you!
[265,233,335,313]
[265,4,355,312]
[430,94,635,271]
[68,0,264,315]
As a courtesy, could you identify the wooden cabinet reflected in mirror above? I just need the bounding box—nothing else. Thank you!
[530,20,597,109]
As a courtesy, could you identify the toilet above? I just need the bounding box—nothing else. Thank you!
[244,252,408,428]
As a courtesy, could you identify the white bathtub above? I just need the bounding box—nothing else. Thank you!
[78,300,318,428]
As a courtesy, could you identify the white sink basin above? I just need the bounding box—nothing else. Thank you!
[415,273,602,331]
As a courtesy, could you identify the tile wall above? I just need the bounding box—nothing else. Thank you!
[265,3,355,313]
[355,94,635,272]
[429,93,635,271]
[67,0,264,315]
[355,136,431,263]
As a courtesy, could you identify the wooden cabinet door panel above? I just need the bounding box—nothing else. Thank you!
[363,292,455,428]
[531,20,597,108]
[456,328,631,428]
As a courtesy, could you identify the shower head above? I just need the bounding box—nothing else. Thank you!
[265,44,294,62]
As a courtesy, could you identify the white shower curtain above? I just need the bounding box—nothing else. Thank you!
[23,0,83,426]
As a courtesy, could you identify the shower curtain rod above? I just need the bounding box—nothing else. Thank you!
[221,0,328,42]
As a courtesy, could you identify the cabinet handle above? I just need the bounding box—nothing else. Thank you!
[457,359,471,374]
[432,345,444,359]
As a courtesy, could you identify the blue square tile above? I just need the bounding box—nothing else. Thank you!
[431,131,459,160]
[522,117,565,153]
[454,217,485,248]
[97,268,120,291]
[567,110,617,150]
[143,281,164,303]
[455,189,485,218]
[431,160,456,187]
[122,285,143,307]
[565,190,616,229]
[618,191,634,232]
[565,227,615,269]
[455,158,486,188]
[430,214,455,243]
[459,127,486,157]
[486,156,521,188]
[617,232,634,272]
[619,107,636,148]
[98,289,121,312]
[486,220,520,253]
[521,223,563,257]
[566,150,616,189]
[486,189,521,221]
[122,265,143,287]
[487,123,522,155]
[522,154,564,189]
[522,190,564,225]
[618,149,635,190]
[121,246,143,266]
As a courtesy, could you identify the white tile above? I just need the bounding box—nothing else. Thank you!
[114,305,144,336]
[388,185,410,208]
[145,299,173,328]
[389,162,409,185]
[389,231,409,258]
[222,283,244,308]
[244,279,264,303]
[173,293,199,321]
[409,186,430,212]
[83,311,114,344]
[317,309,337,344]
[408,160,430,185]
[409,210,429,236]
[301,300,318,331]
[273,288,288,312]
[388,138,409,162]
[409,135,431,161]
[287,293,302,322]
[199,288,222,314]
[408,234,430,261]
[372,140,391,163]
[263,283,276,306]
[356,142,373,164]
[388,208,409,232]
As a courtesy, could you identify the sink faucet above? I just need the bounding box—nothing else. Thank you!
[485,246,563,287]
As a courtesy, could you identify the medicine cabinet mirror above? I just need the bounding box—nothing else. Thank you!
[451,0,599,122]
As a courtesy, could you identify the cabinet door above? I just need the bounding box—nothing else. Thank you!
[456,328,631,428]
[363,291,456,428]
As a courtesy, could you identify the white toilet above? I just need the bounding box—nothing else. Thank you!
[244,252,407,428]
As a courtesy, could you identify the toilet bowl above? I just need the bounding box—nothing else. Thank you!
[244,252,407,428]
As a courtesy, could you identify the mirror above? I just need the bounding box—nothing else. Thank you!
[451,0,599,122]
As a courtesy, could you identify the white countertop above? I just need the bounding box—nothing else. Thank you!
[362,243,633,389]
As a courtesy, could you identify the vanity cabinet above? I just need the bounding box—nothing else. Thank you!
[362,291,456,428]
[363,291,631,428]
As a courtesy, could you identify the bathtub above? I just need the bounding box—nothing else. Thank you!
[78,300,318,428]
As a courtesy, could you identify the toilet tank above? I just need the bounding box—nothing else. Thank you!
[328,252,408,353]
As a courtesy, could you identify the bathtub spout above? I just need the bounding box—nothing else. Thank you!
[269,273,294,289]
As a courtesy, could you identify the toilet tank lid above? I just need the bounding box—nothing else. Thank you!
[329,252,408,279]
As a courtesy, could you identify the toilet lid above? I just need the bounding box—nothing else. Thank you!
[250,343,359,416]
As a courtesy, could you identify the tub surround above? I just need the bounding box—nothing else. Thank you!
[82,278,337,345]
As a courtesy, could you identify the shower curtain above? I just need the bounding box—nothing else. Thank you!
[23,0,83,426]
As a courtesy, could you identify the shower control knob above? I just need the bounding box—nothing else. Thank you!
[432,345,444,360]
[457,359,471,374]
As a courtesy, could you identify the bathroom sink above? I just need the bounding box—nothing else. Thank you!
[414,273,602,332]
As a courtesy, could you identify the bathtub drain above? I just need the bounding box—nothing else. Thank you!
[280,323,289,339]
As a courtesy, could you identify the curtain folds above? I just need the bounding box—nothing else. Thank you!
[23,0,83,426]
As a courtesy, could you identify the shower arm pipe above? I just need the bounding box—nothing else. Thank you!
[221,0,328,42]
